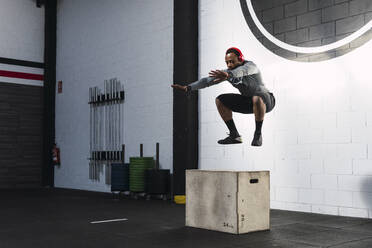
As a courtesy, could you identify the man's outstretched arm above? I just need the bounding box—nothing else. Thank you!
[171,74,224,92]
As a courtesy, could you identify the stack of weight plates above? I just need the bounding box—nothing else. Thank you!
[129,157,155,192]
[111,163,130,192]
[145,169,170,194]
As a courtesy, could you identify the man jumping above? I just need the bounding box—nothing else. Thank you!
[171,47,275,146]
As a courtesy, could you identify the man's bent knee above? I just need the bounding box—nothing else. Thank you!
[216,95,225,106]
[252,96,264,105]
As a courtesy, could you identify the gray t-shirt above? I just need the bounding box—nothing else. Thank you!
[188,60,269,97]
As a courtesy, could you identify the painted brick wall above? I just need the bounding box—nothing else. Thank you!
[0,0,44,62]
[252,0,372,61]
[55,0,173,192]
[199,0,372,218]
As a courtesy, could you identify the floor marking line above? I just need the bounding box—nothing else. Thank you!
[90,218,128,224]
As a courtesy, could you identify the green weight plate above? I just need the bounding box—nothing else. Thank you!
[130,166,153,169]
[129,179,144,182]
[130,158,154,162]
[130,172,145,175]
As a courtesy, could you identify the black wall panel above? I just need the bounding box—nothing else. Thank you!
[42,0,56,187]
[173,0,199,195]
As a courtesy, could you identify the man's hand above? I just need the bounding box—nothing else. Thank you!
[209,70,228,83]
[171,84,188,92]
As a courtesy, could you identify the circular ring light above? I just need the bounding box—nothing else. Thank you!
[240,0,372,61]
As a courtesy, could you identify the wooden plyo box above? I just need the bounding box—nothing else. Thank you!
[186,170,270,234]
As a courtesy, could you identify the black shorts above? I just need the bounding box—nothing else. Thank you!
[216,92,275,114]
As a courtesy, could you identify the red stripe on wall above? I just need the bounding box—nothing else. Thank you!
[0,70,44,81]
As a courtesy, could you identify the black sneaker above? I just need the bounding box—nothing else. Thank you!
[251,132,262,146]
[218,133,242,145]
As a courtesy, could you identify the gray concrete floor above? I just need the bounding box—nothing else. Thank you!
[1,188,372,248]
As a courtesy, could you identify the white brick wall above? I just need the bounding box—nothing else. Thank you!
[325,190,353,207]
[312,205,339,215]
[299,188,324,204]
[298,128,322,144]
[353,160,372,175]
[298,159,323,174]
[285,202,312,213]
[339,207,369,218]
[199,0,372,218]
[352,127,372,143]
[323,128,351,143]
[368,145,372,160]
[337,112,366,128]
[336,144,367,159]
[55,0,173,192]
[310,144,338,159]
[311,174,338,190]
[324,159,352,175]
[276,187,298,202]
[339,175,372,192]
[353,192,372,209]
[309,113,337,129]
